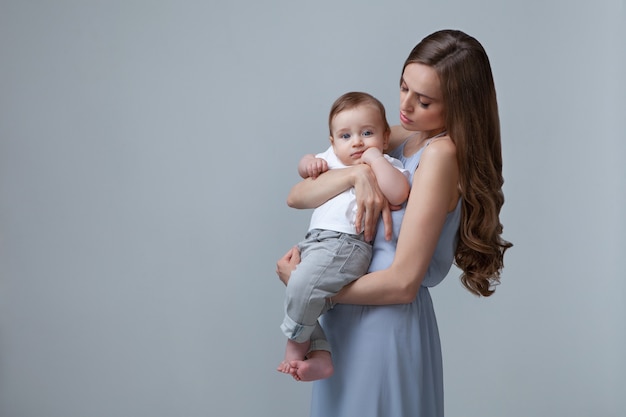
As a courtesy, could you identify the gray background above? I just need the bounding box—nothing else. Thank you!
[1,1,624,416]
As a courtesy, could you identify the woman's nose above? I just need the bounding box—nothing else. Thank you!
[400,94,413,112]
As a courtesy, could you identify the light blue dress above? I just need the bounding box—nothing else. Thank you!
[310,139,462,417]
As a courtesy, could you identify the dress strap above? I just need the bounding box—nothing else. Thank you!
[424,131,448,147]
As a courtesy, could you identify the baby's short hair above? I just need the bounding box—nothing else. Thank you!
[328,92,390,136]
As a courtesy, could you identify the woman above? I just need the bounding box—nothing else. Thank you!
[277,29,512,417]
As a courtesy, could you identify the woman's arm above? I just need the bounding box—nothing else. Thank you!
[287,165,359,209]
[362,148,410,206]
[287,164,393,242]
[334,139,460,304]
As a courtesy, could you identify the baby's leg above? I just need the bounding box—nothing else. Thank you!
[277,339,310,376]
[289,350,333,382]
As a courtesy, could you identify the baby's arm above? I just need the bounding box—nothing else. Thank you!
[298,154,329,179]
[362,148,410,206]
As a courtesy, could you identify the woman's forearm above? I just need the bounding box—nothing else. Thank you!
[286,167,356,209]
[287,162,391,242]
[333,265,424,305]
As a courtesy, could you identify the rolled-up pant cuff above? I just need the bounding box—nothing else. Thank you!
[280,314,315,343]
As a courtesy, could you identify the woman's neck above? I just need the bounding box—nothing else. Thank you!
[403,129,447,156]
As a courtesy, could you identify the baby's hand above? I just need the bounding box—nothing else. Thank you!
[305,158,329,179]
[361,147,383,165]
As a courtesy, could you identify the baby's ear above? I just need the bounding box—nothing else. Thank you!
[383,130,390,149]
[329,135,334,145]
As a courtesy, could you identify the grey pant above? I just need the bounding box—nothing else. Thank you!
[281,229,372,351]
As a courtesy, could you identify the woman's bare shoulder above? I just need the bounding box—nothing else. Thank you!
[422,136,457,161]
[418,136,460,208]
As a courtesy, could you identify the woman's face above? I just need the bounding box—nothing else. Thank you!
[399,63,446,135]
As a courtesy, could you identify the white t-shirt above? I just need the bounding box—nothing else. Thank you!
[308,146,409,235]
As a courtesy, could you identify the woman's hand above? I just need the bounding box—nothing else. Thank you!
[352,164,393,241]
[276,246,301,286]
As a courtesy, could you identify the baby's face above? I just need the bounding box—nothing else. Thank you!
[330,105,388,166]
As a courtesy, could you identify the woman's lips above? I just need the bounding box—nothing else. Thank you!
[400,112,412,124]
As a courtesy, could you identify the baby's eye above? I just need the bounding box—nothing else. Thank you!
[340,133,351,139]
[362,130,373,137]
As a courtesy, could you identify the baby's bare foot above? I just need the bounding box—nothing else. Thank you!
[277,339,310,377]
[277,360,292,374]
[290,350,333,382]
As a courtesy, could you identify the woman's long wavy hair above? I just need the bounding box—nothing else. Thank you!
[403,30,512,296]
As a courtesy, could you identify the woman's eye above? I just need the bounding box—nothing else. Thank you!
[419,101,430,109]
